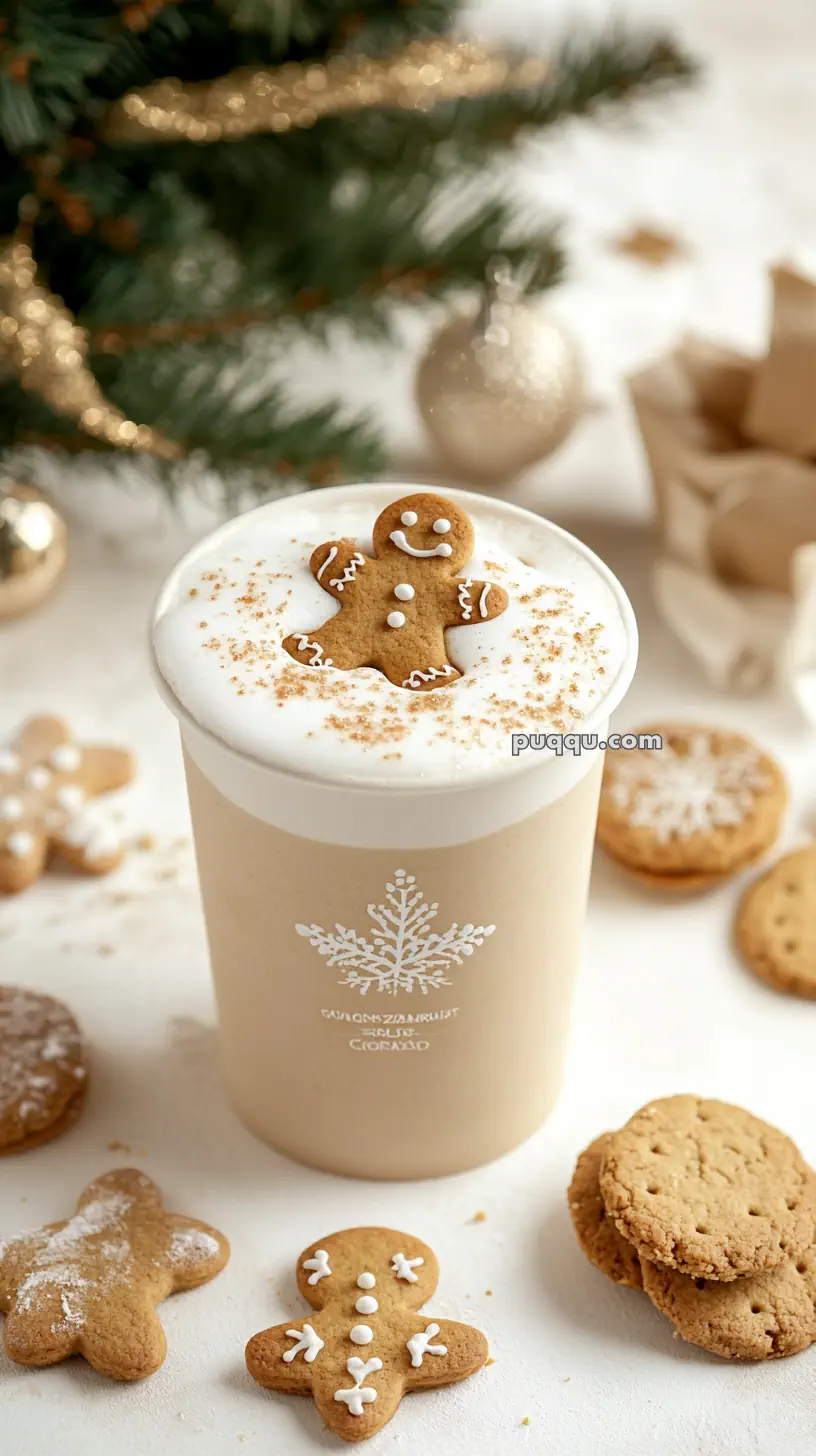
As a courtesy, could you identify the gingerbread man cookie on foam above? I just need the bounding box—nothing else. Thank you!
[246,1226,488,1443]
[0,716,135,894]
[283,492,509,691]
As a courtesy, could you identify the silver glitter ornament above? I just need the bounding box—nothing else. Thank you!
[0,480,68,620]
[416,263,583,481]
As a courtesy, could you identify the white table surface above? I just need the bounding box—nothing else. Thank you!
[3,2,816,1452]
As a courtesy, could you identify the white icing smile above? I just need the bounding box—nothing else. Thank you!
[389,530,453,559]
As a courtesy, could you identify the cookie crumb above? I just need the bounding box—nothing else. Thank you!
[97,943,115,957]
[472,1211,487,1223]
[107,1139,131,1153]
[486,1357,496,1367]
[485,1289,493,1296]
[135,832,156,852]
[521,1416,530,1426]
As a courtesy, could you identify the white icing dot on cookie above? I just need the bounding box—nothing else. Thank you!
[355,1294,378,1315]
[393,583,415,602]
[386,611,406,629]
[56,784,85,813]
[0,797,23,821]
[26,766,51,791]
[49,744,81,773]
[400,511,418,526]
[356,1272,376,1289]
[0,750,19,775]
[432,518,451,534]
[349,1324,374,1345]
[6,830,34,859]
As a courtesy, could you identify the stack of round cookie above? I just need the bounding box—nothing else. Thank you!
[569,1096,816,1360]
[596,725,787,894]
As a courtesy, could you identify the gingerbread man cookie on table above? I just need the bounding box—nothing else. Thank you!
[0,715,135,894]
[283,492,509,691]
[246,1226,488,1442]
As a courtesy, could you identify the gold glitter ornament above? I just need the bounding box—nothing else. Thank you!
[416,265,583,481]
[101,39,549,145]
[0,240,180,460]
[0,480,68,620]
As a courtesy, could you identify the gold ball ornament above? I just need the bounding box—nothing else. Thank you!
[0,480,68,620]
[416,274,583,482]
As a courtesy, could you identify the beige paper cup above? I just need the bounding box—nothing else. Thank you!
[152,485,637,1179]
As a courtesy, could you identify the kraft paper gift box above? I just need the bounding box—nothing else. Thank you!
[627,265,816,726]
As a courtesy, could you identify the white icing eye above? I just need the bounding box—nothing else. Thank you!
[437,543,453,557]
[356,1272,376,1289]
[386,611,406,629]
[400,510,418,526]
[394,583,415,601]
[432,518,450,534]
[0,797,23,822]
[349,1325,374,1345]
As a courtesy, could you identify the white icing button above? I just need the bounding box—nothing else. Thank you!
[437,543,453,557]
[432,518,451,534]
[26,766,51,791]
[386,611,406,629]
[349,1325,374,1345]
[56,784,85,813]
[6,830,34,859]
[394,583,415,601]
[0,750,19,775]
[355,1295,378,1315]
[356,1272,376,1289]
[50,744,81,773]
[400,511,418,526]
[0,797,23,822]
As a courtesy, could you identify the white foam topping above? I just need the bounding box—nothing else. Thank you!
[152,485,633,789]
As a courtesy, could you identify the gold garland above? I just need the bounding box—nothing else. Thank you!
[4,38,549,458]
[0,240,181,458]
[102,38,548,144]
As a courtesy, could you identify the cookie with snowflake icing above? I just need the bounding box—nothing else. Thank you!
[736,845,816,1000]
[596,724,786,884]
[0,716,135,894]
[0,1168,229,1380]
[0,987,88,1155]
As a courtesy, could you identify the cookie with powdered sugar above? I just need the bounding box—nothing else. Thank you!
[596,723,786,887]
[0,987,87,1155]
[0,1169,229,1379]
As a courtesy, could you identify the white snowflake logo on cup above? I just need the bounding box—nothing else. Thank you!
[295,869,495,996]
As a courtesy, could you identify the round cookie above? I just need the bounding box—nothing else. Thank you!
[597,725,786,877]
[568,1134,642,1288]
[600,1096,816,1281]
[0,987,88,1154]
[736,844,816,999]
[642,1241,816,1360]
